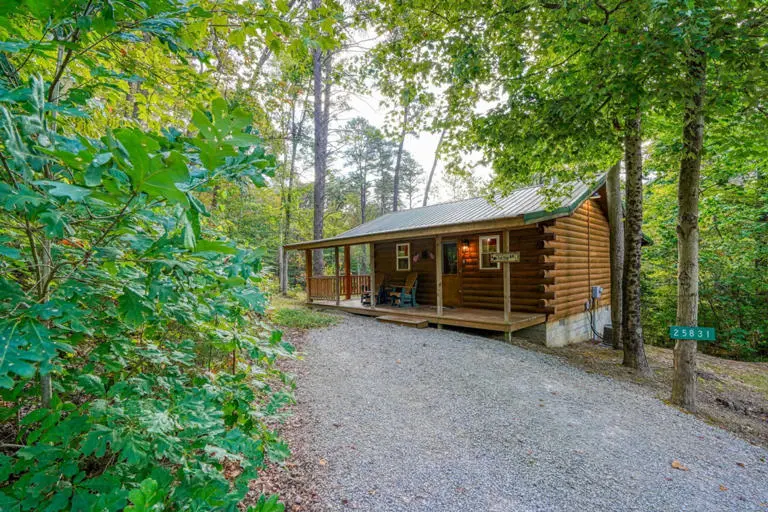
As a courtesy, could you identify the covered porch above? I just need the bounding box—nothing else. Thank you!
[295,230,548,336]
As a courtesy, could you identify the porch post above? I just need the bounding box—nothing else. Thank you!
[369,242,376,308]
[344,245,351,300]
[305,249,313,303]
[503,230,511,341]
[436,235,443,328]
[335,246,341,306]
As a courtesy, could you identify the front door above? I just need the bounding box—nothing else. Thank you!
[442,241,461,307]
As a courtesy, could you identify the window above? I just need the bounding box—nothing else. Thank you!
[396,243,411,271]
[479,235,500,270]
[442,241,458,275]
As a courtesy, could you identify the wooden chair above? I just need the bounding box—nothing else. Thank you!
[389,272,418,308]
[361,274,387,306]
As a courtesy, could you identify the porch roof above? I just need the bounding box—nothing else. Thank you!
[285,176,605,250]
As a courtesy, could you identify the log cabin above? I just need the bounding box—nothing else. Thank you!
[283,178,613,347]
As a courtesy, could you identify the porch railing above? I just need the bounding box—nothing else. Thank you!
[308,275,370,301]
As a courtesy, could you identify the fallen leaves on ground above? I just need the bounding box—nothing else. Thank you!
[671,460,689,471]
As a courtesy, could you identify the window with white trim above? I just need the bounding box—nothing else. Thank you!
[479,235,500,270]
[396,243,411,271]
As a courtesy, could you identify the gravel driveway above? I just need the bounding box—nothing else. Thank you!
[298,314,768,511]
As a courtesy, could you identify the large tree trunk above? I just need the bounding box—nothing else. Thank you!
[606,161,624,349]
[672,48,706,412]
[423,128,446,207]
[311,16,328,276]
[621,110,651,375]
[392,101,409,212]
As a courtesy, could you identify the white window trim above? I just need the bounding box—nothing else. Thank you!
[479,235,501,270]
[395,242,411,271]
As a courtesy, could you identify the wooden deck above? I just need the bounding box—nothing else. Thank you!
[310,299,546,333]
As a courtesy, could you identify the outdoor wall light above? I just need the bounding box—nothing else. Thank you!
[462,239,470,253]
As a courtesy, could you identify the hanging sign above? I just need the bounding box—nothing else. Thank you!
[669,326,716,341]
[490,252,521,263]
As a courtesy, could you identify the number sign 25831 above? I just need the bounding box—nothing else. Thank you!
[669,326,716,341]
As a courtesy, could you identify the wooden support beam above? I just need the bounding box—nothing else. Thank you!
[436,235,443,318]
[305,249,313,303]
[503,230,511,324]
[344,245,351,300]
[335,246,340,306]
[369,242,376,308]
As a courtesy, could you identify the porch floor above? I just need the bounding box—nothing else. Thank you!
[309,299,545,333]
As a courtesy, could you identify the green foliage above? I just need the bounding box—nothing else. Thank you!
[270,307,338,330]
[642,173,767,360]
[0,0,309,510]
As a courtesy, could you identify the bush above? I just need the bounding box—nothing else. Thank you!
[0,79,291,512]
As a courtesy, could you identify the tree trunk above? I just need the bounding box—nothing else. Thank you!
[360,174,367,224]
[672,48,706,412]
[392,101,409,212]
[606,160,624,349]
[423,128,446,207]
[621,110,651,375]
[311,15,328,276]
[280,96,305,295]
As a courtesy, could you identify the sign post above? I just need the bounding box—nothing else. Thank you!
[490,252,521,264]
[669,326,716,342]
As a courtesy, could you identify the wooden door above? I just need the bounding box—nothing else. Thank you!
[442,240,461,307]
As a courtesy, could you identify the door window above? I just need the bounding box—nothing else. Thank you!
[442,241,458,275]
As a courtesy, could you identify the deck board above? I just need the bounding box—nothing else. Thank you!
[310,299,545,333]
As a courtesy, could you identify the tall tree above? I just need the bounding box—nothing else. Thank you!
[311,0,333,275]
[606,161,624,349]
[668,0,767,409]
[621,111,651,374]
[341,117,382,223]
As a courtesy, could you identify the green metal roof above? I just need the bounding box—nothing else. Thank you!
[340,177,605,238]
[285,177,606,249]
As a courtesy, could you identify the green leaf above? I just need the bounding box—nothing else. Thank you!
[194,240,237,254]
[77,374,106,396]
[118,288,152,327]
[34,181,91,202]
[126,478,165,512]
[247,494,284,512]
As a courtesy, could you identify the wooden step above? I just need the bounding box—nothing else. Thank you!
[377,315,429,328]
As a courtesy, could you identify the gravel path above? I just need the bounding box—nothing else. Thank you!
[298,315,768,511]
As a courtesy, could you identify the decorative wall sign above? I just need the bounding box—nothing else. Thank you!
[490,252,521,263]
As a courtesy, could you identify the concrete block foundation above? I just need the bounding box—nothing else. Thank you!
[515,305,611,348]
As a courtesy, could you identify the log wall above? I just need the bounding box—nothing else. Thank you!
[374,238,437,305]
[546,198,611,319]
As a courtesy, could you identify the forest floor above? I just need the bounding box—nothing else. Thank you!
[244,304,768,511]
[494,333,768,449]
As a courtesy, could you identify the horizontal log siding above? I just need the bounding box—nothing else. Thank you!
[463,228,554,313]
[461,233,504,310]
[374,238,437,305]
[547,199,611,319]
